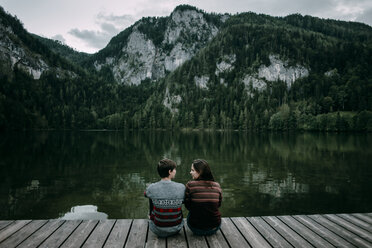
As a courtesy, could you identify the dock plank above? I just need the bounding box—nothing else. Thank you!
[231,217,271,248]
[248,216,292,248]
[167,226,188,248]
[309,214,371,248]
[278,215,333,247]
[0,213,371,248]
[125,219,147,248]
[17,220,65,248]
[352,213,372,225]
[205,229,229,248]
[0,220,31,244]
[82,220,115,247]
[39,220,82,248]
[0,220,47,248]
[293,215,355,247]
[60,220,98,248]
[184,223,208,248]
[145,224,166,248]
[104,219,132,248]
[219,218,249,248]
[324,214,372,243]
[0,221,13,231]
[263,216,313,248]
[337,214,372,233]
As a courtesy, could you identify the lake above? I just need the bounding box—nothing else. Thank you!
[0,131,371,220]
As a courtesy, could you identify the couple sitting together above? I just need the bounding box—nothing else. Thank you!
[144,158,222,237]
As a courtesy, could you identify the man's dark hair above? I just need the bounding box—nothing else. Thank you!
[157,158,177,178]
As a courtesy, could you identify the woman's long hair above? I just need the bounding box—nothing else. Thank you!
[192,159,215,181]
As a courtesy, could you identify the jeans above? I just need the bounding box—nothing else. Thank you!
[186,213,221,236]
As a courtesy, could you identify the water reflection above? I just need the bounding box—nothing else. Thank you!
[60,205,108,220]
[258,174,309,198]
[0,131,371,219]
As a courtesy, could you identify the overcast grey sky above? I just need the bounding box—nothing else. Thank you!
[1,0,371,53]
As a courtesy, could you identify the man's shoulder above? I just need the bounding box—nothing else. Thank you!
[147,180,185,190]
[171,181,186,190]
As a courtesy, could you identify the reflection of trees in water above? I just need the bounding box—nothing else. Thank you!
[268,133,371,162]
[0,131,371,219]
[258,174,309,198]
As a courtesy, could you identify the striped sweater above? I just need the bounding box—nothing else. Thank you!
[185,180,222,229]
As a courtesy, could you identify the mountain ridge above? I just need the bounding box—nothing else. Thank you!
[0,4,371,131]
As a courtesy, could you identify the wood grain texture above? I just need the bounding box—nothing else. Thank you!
[293,215,355,247]
[0,213,370,248]
[309,214,371,248]
[219,218,249,248]
[248,216,292,248]
[104,219,132,248]
[124,219,147,248]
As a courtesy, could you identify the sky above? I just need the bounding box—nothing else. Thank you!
[0,0,371,54]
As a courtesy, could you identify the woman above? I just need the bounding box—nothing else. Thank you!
[185,159,222,235]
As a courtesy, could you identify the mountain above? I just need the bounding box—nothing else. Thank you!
[33,34,90,64]
[121,10,372,131]
[84,5,227,85]
[0,5,371,131]
[0,6,126,130]
[0,6,88,81]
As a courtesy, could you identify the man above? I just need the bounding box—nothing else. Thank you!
[144,158,185,237]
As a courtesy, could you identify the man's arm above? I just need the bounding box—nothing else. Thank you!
[148,198,153,218]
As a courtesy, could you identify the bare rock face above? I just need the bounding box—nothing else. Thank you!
[0,22,77,80]
[215,54,236,76]
[115,30,157,85]
[163,87,181,113]
[258,55,309,88]
[243,75,266,92]
[0,23,49,79]
[194,75,209,89]
[243,54,309,93]
[93,8,223,85]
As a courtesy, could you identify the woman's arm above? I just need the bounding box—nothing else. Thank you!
[184,183,191,210]
[218,187,223,207]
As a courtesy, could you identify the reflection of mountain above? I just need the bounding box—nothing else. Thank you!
[258,174,309,198]
[0,131,371,219]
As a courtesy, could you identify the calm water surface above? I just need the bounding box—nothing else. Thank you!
[0,131,371,220]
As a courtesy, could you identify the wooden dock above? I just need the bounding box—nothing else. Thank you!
[0,213,371,247]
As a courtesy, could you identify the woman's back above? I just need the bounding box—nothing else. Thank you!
[185,180,222,229]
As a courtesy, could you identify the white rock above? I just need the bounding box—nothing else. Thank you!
[324,69,338,77]
[243,75,266,91]
[112,30,156,85]
[164,43,192,72]
[215,54,236,76]
[194,75,209,89]
[163,87,181,113]
[258,55,309,88]
[94,9,221,85]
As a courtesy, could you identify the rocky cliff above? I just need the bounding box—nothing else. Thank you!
[92,6,226,85]
[0,7,78,80]
[0,22,49,79]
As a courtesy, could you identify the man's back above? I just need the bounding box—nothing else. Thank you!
[145,180,185,237]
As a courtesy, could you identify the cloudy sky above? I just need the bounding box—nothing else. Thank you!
[1,0,371,53]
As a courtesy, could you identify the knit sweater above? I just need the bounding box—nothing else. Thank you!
[185,180,222,229]
[145,180,185,237]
